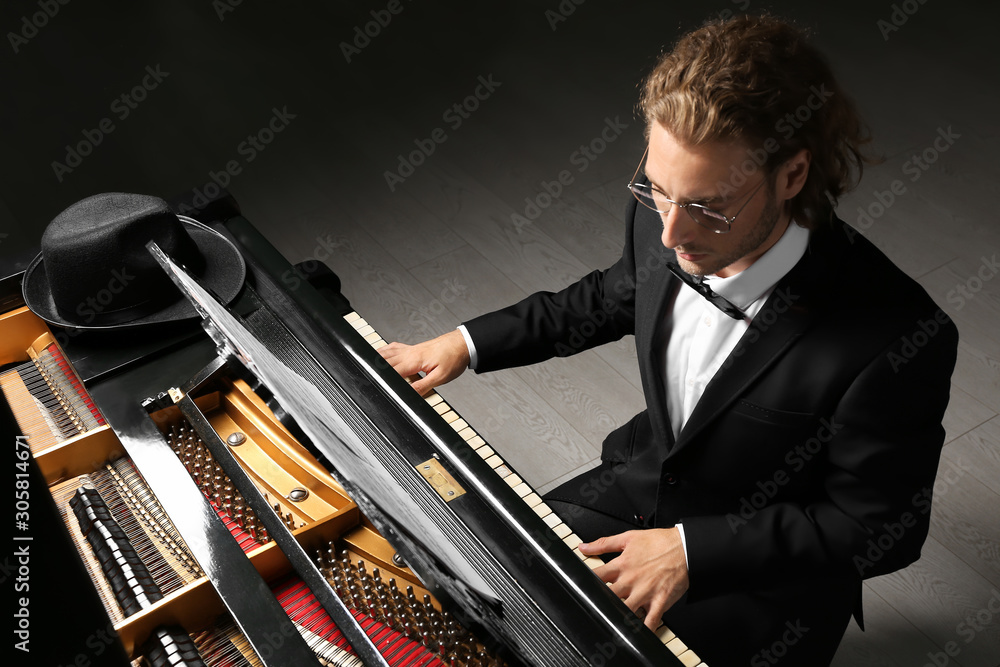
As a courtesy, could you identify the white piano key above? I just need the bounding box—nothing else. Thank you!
[511,482,532,498]
[551,523,572,539]
[484,454,504,469]
[666,636,688,657]
[677,648,704,666]
[655,625,676,643]
[439,410,461,425]
[532,501,554,519]
[522,492,542,508]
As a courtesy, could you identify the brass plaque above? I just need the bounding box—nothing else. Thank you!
[416,458,465,502]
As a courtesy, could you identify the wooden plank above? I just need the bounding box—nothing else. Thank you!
[945,417,1000,497]
[864,536,1000,666]
[929,450,1000,588]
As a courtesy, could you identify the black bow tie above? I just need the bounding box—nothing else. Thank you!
[666,261,746,320]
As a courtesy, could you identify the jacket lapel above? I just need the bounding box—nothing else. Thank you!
[631,204,679,456]
[643,267,679,456]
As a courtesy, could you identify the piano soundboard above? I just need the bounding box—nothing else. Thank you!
[2,213,706,667]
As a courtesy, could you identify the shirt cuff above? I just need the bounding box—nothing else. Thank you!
[457,324,478,370]
[675,522,690,570]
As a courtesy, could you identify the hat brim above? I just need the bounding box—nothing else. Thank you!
[22,218,246,330]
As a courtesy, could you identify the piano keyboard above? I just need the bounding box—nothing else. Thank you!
[344,311,707,667]
[0,334,105,453]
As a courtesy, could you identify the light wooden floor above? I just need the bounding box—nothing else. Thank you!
[3,1,998,664]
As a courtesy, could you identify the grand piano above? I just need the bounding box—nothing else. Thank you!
[2,194,706,667]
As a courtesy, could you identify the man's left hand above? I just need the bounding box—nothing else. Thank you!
[579,527,689,631]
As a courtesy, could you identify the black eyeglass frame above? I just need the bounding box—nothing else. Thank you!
[626,147,768,234]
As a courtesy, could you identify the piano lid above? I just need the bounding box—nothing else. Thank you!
[146,240,499,605]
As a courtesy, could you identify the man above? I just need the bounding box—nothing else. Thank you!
[379,14,957,665]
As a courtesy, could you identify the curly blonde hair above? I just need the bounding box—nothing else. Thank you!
[640,14,876,228]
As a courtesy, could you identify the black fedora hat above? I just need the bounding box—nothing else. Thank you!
[22,193,246,329]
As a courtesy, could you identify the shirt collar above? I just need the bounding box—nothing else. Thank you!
[703,221,810,309]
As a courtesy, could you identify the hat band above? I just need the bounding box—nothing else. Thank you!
[54,290,182,327]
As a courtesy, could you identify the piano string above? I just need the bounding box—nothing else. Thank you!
[0,334,105,453]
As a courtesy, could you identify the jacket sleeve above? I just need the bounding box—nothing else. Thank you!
[680,310,958,599]
[463,197,642,373]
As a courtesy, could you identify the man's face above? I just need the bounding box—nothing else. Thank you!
[643,122,790,278]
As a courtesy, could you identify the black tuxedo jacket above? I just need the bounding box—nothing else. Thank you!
[464,196,958,605]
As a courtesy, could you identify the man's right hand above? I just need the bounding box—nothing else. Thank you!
[377,329,471,396]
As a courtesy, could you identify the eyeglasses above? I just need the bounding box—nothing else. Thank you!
[626,147,767,234]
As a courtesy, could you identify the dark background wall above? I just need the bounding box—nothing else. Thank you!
[2,1,998,665]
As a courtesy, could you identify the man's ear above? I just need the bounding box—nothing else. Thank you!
[776,148,811,202]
